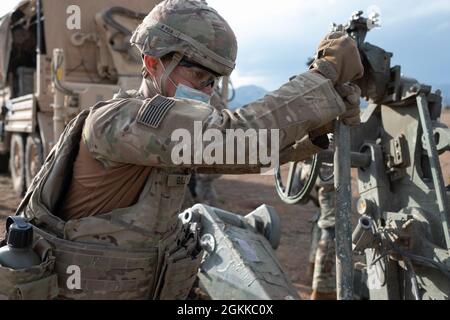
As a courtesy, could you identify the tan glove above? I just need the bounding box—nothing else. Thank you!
[311,31,364,85]
[309,83,361,137]
[335,83,361,126]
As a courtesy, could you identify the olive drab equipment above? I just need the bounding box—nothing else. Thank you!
[0,216,58,300]
[0,216,41,269]
[275,11,450,300]
[189,204,299,300]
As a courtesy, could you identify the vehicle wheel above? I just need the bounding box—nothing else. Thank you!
[9,133,26,196]
[25,134,44,189]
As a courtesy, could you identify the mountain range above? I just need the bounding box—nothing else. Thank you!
[228,85,268,109]
[230,83,450,109]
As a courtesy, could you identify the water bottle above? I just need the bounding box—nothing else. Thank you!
[0,216,41,269]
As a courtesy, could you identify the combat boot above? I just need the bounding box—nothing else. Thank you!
[310,289,337,300]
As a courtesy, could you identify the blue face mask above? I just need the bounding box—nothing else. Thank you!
[174,83,211,104]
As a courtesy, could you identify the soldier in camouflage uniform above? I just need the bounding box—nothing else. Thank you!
[301,159,338,300]
[10,0,364,299]
[301,135,338,300]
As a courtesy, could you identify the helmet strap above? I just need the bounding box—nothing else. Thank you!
[160,52,183,96]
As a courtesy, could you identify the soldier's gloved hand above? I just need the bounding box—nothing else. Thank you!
[309,83,361,139]
[336,83,361,126]
[311,31,364,85]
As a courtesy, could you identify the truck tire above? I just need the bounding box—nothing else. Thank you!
[10,133,26,196]
[25,134,44,189]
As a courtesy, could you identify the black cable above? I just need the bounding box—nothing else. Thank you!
[404,258,421,300]
[380,230,450,279]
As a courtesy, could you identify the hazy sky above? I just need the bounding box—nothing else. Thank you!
[1,0,449,91]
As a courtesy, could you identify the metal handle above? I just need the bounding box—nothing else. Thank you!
[334,120,354,300]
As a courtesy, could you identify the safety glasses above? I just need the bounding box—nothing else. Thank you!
[177,58,221,89]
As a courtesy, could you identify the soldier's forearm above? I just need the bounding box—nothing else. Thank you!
[208,71,346,152]
[83,71,346,168]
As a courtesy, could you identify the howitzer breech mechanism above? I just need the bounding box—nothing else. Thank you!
[274,10,450,300]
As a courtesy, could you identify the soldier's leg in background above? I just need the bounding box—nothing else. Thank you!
[195,173,222,206]
[311,184,337,300]
[307,212,321,282]
[181,173,198,211]
[311,227,336,300]
[316,184,336,231]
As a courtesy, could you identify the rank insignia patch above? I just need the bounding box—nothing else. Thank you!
[137,95,175,128]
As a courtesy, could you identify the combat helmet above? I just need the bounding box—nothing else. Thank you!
[130,0,237,82]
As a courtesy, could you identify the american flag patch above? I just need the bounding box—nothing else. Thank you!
[137,95,175,128]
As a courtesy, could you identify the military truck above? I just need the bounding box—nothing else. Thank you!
[0,0,161,195]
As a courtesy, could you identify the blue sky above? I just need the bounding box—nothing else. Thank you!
[207,0,450,91]
[1,0,449,92]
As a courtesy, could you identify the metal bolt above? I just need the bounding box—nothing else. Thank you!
[200,234,216,253]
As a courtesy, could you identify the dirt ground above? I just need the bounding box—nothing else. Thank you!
[1,112,450,300]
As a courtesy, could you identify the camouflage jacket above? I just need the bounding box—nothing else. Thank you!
[84,71,346,172]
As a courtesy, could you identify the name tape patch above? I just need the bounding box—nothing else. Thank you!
[137,95,175,128]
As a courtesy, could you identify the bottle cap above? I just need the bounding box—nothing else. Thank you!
[6,216,34,249]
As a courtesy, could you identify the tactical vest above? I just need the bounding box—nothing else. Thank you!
[11,108,202,300]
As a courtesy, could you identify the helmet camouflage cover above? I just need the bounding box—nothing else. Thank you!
[130,0,237,76]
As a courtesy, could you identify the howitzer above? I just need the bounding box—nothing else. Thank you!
[274,10,450,300]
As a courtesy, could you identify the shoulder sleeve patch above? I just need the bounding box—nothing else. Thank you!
[137,95,175,128]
